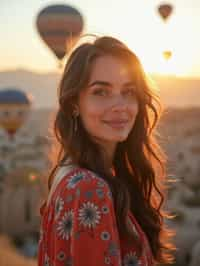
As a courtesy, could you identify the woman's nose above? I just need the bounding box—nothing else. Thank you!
[110,95,128,111]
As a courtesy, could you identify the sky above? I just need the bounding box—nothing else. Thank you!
[0,0,200,77]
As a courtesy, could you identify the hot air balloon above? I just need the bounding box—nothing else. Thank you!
[162,50,172,60]
[0,89,32,139]
[158,3,173,21]
[157,4,173,61]
[36,4,84,67]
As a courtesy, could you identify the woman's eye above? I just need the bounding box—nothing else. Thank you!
[93,88,108,96]
[123,88,136,96]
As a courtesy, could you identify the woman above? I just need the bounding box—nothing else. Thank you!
[37,36,176,266]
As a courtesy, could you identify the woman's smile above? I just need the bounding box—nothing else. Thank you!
[102,119,129,129]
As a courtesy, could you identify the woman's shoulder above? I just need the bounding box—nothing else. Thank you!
[46,161,110,198]
[57,166,111,194]
[42,165,113,217]
[48,166,114,216]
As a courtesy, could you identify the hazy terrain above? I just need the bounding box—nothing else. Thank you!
[0,69,200,108]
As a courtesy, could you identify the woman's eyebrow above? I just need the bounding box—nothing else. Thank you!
[88,80,111,87]
[88,80,136,88]
[122,81,136,87]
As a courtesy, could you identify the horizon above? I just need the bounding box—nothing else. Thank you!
[1,67,200,81]
[1,67,200,109]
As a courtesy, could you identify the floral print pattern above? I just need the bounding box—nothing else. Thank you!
[78,201,101,229]
[66,172,86,189]
[56,210,74,240]
[123,251,142,266]
[37,167,154,266]
[54,196,64,219]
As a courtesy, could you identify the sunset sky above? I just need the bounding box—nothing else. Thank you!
[0,0,200,77]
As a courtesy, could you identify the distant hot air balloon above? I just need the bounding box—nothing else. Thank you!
[158,3,173,21]
[36,4,84,67]
[157,4,173,61]
[162,50,172,60]
[0,89,32,139]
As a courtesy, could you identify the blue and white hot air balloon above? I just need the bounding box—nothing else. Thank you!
[0,88,32,139]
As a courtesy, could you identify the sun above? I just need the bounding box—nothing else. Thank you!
[123,7,197,78]
[129,38,195,78]
[141,48,195,77]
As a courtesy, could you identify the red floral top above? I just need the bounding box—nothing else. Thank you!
[37,167,155,266]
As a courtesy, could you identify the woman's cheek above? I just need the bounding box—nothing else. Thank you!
[131,101,139,114]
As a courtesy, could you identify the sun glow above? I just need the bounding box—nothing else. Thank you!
[141,51,193,77]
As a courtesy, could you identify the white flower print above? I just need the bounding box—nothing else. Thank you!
[48,211,52,223]
[56,210,74,240]
[102,205,109,214]
[97,179,106,187]
[55,196,64,218]
[101,231,111,241]
[78,201,101,228]
[57,250,66,261]
[67,172,86,189]
[44,252,50,266]
[123,251,142,266]
[39,227,43,243]
[143,251,149,266]
[107,190,112,199]
[105,256,111,264]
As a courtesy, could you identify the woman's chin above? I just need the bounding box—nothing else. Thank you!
[104,135,128,143]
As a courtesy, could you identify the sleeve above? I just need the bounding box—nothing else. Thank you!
[51,169,122,266]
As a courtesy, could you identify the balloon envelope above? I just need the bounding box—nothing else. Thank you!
[36,4,84,61]
[162,50,172,60]
[0,89,32,138]
[158,4,173,21]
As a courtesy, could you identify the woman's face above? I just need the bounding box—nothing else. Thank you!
[78,55,139,151]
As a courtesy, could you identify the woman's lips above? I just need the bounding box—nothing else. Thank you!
[103,120,129,129]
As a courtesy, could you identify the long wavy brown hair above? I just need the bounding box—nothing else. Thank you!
[43,36,176,265]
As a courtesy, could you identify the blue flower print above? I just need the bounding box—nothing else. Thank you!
[67,172,85,189]
[96,188,104,199]
[85,190,93,199]
[108,241,120,256]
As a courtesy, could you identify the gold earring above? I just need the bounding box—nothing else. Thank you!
[72,107,79,133]
[73,115,78,132]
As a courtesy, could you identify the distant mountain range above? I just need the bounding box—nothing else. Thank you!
[0,69,200,108]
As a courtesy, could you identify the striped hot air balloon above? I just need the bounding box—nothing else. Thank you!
[158,4,173,21]
[36,4,84,67]
[0,89,32,139]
